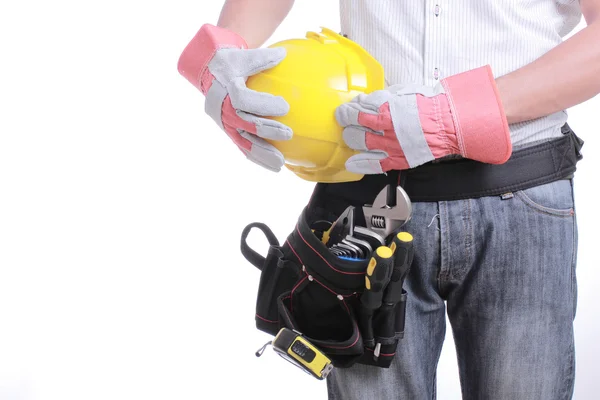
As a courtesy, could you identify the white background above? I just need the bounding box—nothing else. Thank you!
[0,1,598,399]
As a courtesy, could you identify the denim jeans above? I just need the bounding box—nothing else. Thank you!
[326,178,578,400]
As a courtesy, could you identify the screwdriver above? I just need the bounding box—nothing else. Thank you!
[359,245,394,358]
[386,232,414,297]
[383,231,414,337]
[361,246,395,311]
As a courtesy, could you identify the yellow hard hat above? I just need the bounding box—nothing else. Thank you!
[245,27,385,183]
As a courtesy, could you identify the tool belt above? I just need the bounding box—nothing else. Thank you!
[240,123,584,370]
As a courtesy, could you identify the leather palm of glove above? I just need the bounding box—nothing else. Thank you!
[335,65,513,174]
[178,24,291,172]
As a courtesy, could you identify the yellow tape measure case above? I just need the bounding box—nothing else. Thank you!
[272,328,334,380]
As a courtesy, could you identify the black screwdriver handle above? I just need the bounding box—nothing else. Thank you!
[361,246,394,310]
[383,232,414,304]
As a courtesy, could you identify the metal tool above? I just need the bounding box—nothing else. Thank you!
[326,185,411,260]
[353,226,385,251]
[362,185,412,240]
[341,239,364,259]
[335,242,359,258]
[344,235,372,258]
[330,241,362,259]
[330,244,353,258]
[323,205,355,247]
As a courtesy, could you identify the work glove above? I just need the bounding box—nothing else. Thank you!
[178,24,292,172]
[335,65,512,174]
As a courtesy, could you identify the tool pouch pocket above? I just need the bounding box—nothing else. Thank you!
[276,276,365,368]
[356,290,407,368]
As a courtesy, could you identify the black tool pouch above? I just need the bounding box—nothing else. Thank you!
[241,206,411,369]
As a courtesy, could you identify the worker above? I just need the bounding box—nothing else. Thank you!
[177,0,599,399]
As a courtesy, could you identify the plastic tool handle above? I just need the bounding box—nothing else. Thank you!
[361,246,394,310]
[383,232,414,304]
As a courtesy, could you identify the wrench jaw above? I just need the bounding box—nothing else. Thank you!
[391,186,412,226]
[363,186,413,239]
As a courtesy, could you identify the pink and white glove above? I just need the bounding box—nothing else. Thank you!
[178,24,292,172]
[335,65,512,174]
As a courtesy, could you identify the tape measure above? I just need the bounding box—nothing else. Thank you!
[256,328,334,380]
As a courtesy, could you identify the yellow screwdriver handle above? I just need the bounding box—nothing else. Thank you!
[362,246,394,310]
[384,232,414,304]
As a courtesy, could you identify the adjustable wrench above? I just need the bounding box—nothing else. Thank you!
[362,184,412,240]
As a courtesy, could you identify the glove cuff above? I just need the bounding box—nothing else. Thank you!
[416,94,461,158]
[177,24,248,93]
[440,65,512,164]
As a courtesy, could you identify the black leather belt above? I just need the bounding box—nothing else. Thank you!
[306,124,584,221]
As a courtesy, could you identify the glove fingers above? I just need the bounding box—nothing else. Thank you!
[342,126,368,151]
[335,102,391,132]
[236,110,293,141]
[210,47,286,81]
[229,77,290,117]
[228,47,287,77]
[222,122,253,152]
[345,152,387,175]
[336,90,395,132]
[239,131,285,172]
[342,126,384,151]
[354,90,395,109]
[222,98,292,141]
[335,101,375,126]
[245,154,283,173]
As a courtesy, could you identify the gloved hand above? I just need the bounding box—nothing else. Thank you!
[178,24,292,172]
[335,65,512,174]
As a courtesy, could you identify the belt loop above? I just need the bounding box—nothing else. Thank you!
[563,123,584,160]
[398,171,407,189]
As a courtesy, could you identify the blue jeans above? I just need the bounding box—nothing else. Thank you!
[326,179,578,400]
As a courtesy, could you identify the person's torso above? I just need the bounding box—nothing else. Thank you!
[339,0,582,147]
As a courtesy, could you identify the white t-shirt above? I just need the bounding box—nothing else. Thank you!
[339,0,583,147]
